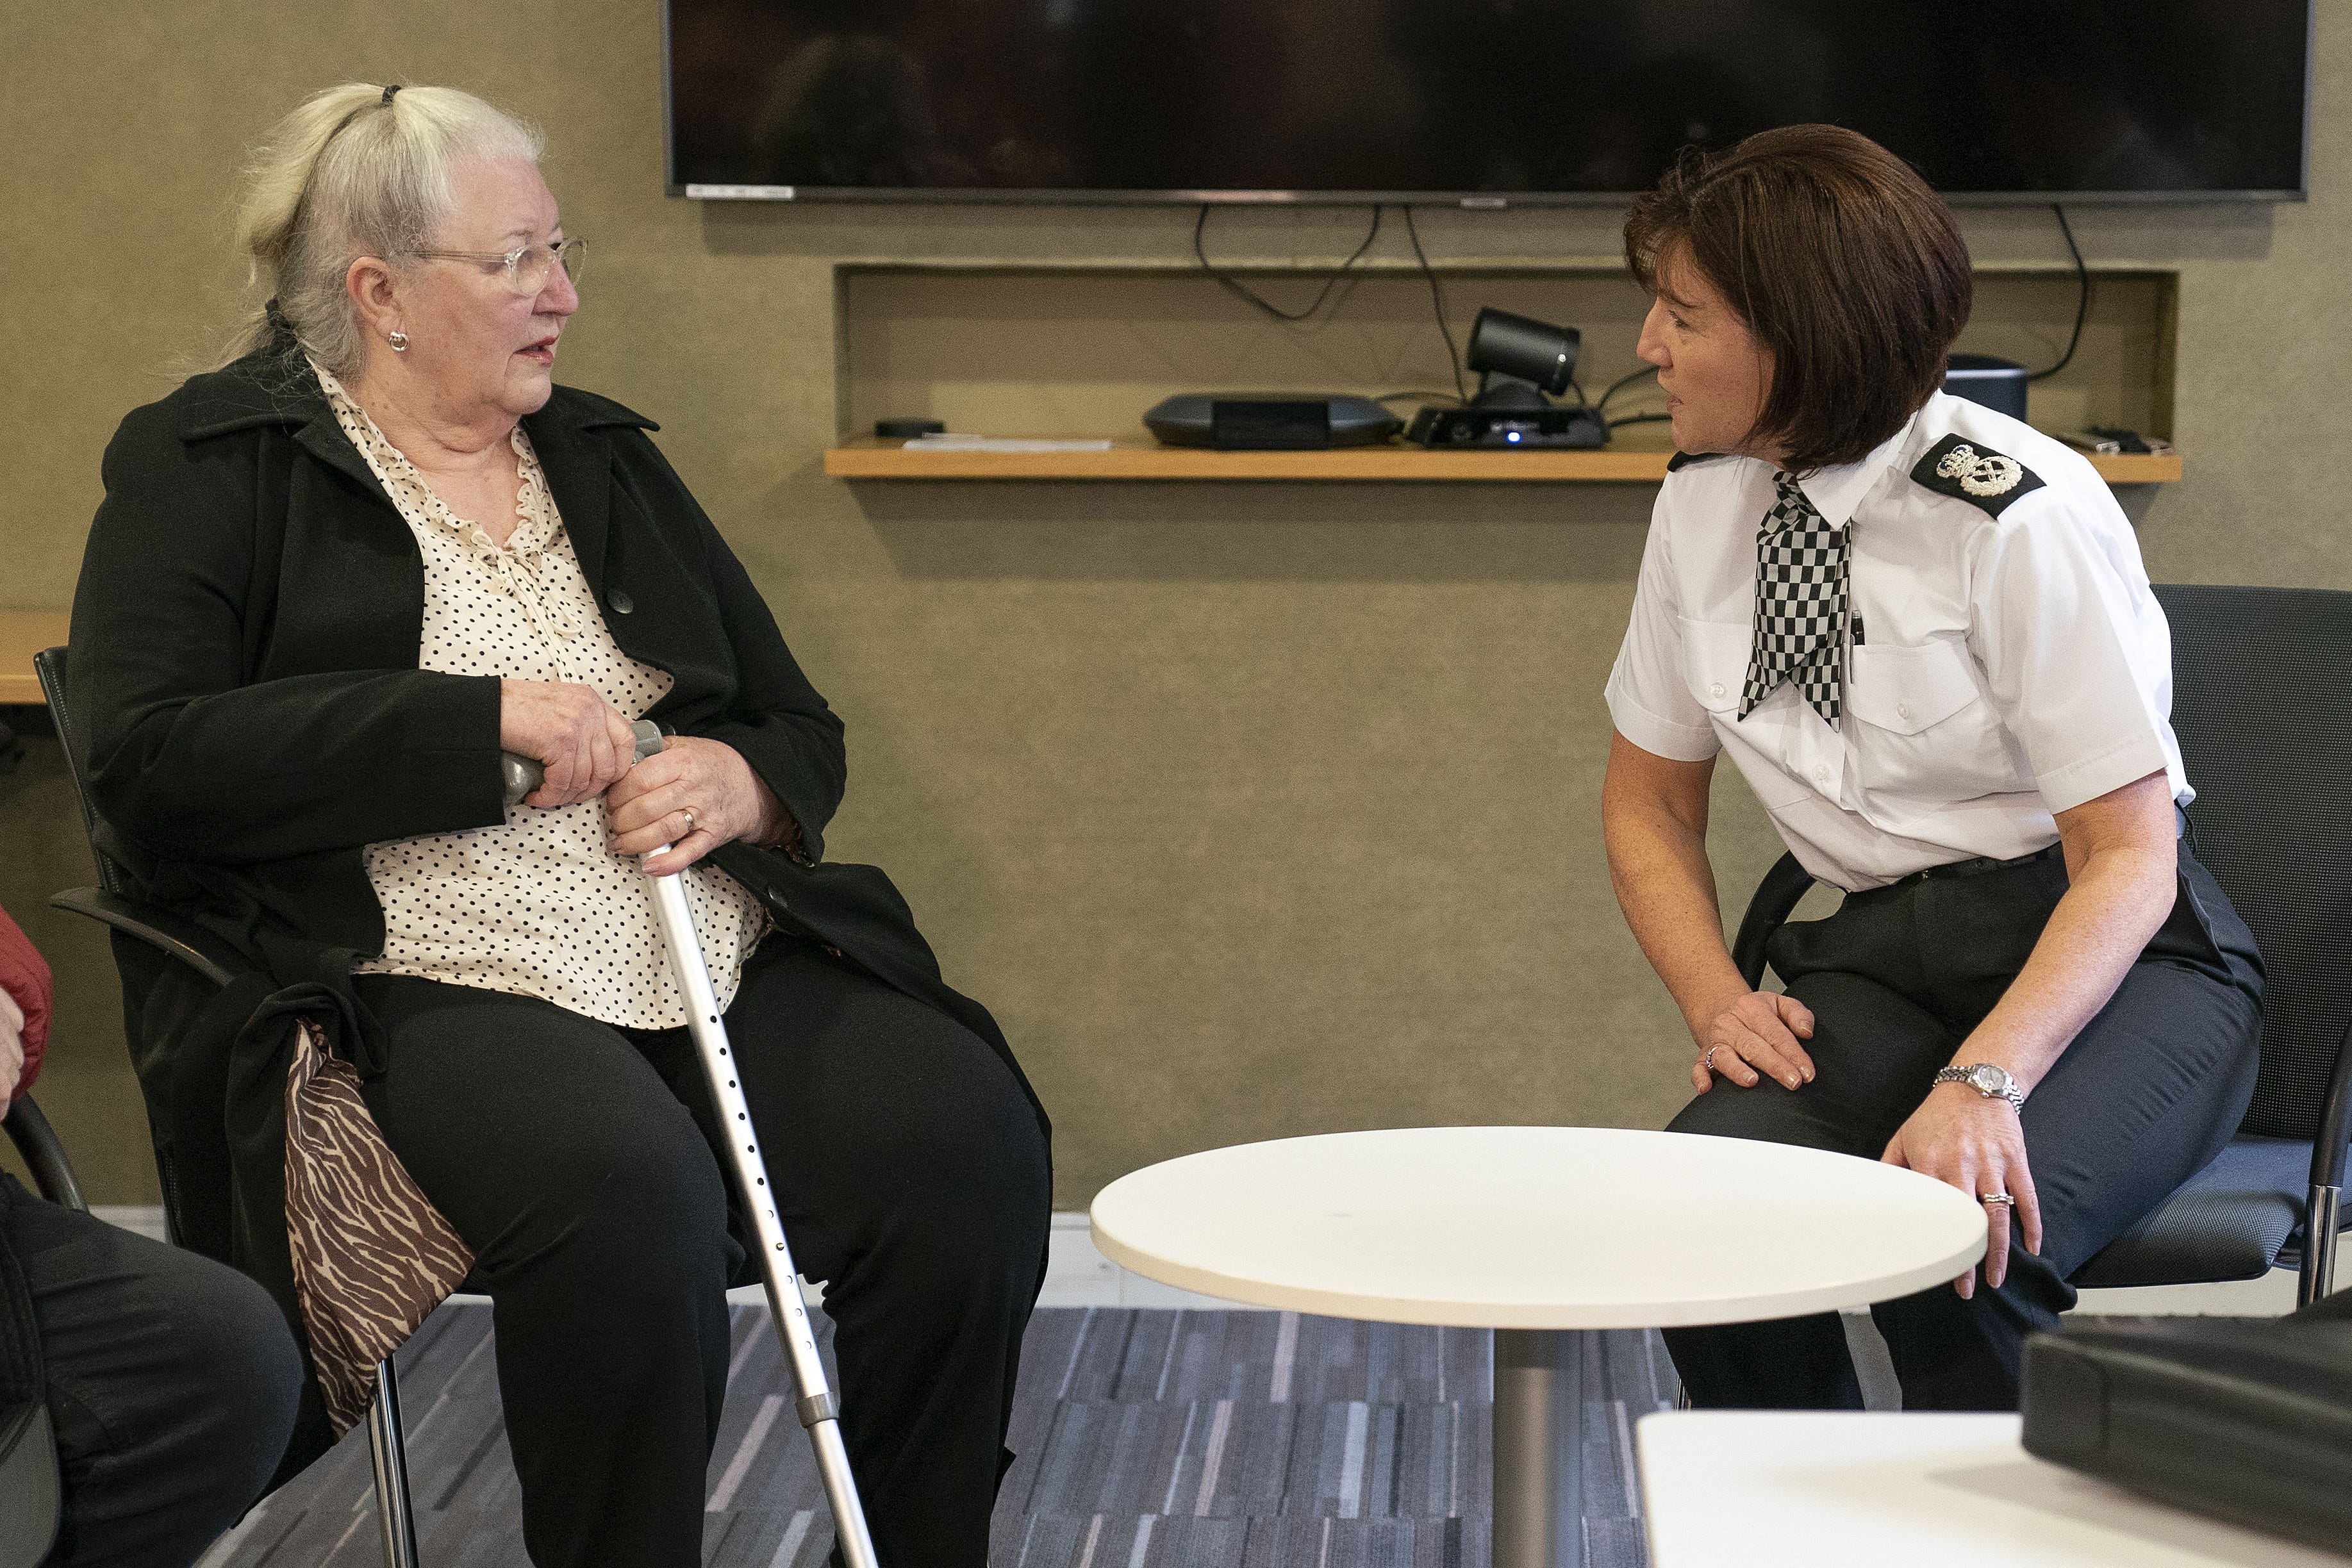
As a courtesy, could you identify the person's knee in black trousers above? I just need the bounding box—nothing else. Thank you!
[354,975,741,1568]
[821,1070,1049,1565]
[8,1180,303,1567]
[707,940,1052,1566]
[474,1093,737,1568]
[1657,968,1962,1412]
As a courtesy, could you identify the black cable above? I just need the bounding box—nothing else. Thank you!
[1194,204,1383,324]
[1402,206,1469,405]
[1596,364,1660,417]
[1373,390,1466,406]
[1607,411,1675,430]
[2029,204,2091,381]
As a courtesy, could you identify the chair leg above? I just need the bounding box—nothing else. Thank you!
[2302,1183,2342,1308]
[365,1358,421,1568]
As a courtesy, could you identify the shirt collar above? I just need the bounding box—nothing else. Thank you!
[1782,404,1928,527]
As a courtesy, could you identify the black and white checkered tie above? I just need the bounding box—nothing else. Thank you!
[1741,472,1850,729]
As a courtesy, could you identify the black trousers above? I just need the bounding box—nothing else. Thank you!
[1,1173,302,1567]
[352,935,1052,1568]
[1662,841,2263,1411]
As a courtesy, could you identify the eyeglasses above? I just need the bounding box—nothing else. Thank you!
[403,237,587,296]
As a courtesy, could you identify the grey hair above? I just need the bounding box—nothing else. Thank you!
[226,83,542,378]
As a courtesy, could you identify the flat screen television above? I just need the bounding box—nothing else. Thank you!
[663,2,2312,204]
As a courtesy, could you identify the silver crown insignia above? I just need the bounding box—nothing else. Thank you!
[1935,442,2025,497]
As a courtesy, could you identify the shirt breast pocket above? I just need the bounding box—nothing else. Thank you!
[1848,638,2008,808]
[1677,616,1812,810]
[1677,617,1748,718]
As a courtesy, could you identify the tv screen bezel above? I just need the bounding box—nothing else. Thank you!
[658,1,2312,208]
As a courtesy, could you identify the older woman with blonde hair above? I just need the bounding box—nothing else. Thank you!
[70,83,1049,1567]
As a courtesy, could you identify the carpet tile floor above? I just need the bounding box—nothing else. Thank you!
[199,1302,1685,1568]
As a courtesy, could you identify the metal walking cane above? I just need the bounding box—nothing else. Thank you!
[505,722,881,1568]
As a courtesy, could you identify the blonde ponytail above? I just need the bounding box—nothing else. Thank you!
[226,83,542,377]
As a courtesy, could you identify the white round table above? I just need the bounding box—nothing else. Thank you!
[1089,1126,1989,1568]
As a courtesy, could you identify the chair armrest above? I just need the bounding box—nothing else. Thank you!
[47,886,252,991]
[3,1096,90,1214]
[2312,1014,2352,1194]
[1730,852,1816,990]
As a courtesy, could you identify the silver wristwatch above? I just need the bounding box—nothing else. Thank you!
[1934,1062,2026,1116]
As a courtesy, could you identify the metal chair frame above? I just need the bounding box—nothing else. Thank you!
[30,647,419,1568]
[3,1099,87,1216]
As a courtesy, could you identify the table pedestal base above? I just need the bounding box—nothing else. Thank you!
[1493,1328,1582,1568]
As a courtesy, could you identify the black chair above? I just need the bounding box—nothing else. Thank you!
[1732,584,2352,1307]
[2,1098,86,1217]
[31,647,421,1568]
[2,1096,81,1568]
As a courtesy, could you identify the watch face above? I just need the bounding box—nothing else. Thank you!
[1971,1065,2005,1094]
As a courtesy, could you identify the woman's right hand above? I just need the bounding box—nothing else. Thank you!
[499,679,638,808]
[1693,990,1818,1093]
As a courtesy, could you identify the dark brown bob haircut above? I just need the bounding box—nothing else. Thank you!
[1624,124,1973,473]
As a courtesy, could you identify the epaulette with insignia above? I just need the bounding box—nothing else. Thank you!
[1666,450,1730,473]
[1911,434,2045,516]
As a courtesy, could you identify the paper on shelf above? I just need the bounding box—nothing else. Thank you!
[903,434,1114,453]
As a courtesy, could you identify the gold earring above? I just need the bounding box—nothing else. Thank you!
[388,330,410,352]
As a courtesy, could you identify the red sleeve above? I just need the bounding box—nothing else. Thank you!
[0,904,52,1100]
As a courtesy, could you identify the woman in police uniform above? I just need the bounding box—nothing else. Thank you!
[1600,124,2263,1410]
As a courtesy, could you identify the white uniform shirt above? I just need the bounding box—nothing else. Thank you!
[1605,392,2187,893]
[313,365,770,1027]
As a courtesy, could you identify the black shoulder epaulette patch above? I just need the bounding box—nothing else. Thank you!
[1911,434,2045,516]
[1667,450,1730,473]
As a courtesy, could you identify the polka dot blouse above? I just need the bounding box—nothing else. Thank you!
[316,364,769,1029]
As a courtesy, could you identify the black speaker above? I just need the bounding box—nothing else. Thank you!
[1143,393,1402,449]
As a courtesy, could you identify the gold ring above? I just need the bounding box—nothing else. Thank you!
[1980,1192,2015,1206]
[1701,1044,1721,1073]
[680,808,695,833]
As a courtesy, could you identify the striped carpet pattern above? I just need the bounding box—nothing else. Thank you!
[200,1303,1683,1567]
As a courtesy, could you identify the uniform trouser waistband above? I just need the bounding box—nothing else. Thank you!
[1881,842,2060,892]
[1877,804,2189,895]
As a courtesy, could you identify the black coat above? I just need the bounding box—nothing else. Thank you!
[69,339,1046,1473]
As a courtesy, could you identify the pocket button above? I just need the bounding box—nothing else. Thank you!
[1898,701,1912,720]
[1709,682,1727,698]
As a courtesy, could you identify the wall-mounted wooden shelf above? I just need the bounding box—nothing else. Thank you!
[823,439,2183,486]
[0,611,67,705]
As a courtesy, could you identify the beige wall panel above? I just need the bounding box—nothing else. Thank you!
[2,1,2345,1203]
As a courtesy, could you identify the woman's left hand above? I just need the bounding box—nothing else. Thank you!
[1881,1087,2042,1299]
[604,736,782,877]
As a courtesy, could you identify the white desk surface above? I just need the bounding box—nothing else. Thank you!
[1638,1411,2351,1567]
[1088,1126,1987,1329]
